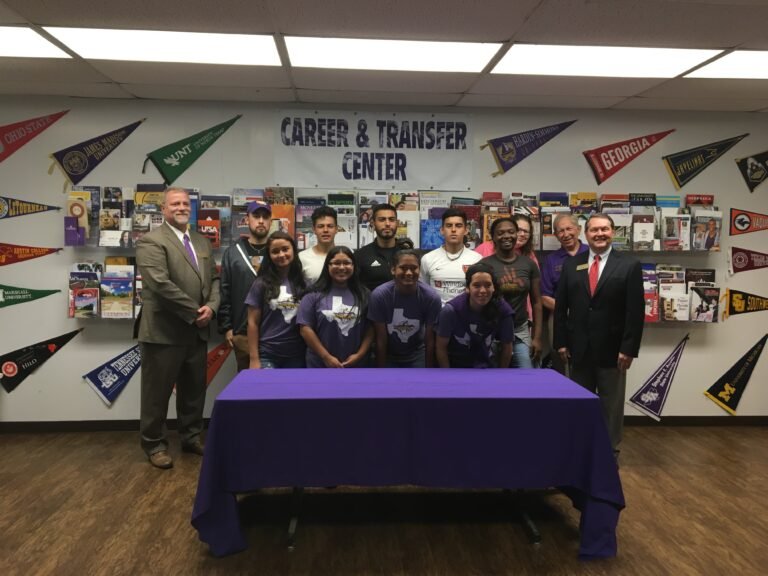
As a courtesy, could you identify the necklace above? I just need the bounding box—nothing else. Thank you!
[444,245,465,261]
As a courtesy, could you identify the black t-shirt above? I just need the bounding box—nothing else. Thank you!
[355,242,398,292]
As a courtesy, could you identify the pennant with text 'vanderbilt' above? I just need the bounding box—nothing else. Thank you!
[627,334,689,421]
[663,133,748,189]
[583,129,675,185]
[730,208,768,236]
[735,149,768,193]
[83,345,140,407]
[704,334,766,415]
[0,329,82,393]
[0,283,60,309]
[0,110,69,164]
[50,119,145,186]
[0,242,61,267]
[480,120,576,177]
[730,246,768,275]
[0,196,60,220]
[723,288,768,320]
[143,115,242,185]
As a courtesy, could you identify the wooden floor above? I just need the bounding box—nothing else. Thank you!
[1,426,766,576]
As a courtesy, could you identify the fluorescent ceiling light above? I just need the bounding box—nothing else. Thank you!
[492,44,722,78]
[43,27,280,65]
[0,26,70,58]
[685,50,768,79]
[285,36,501,73]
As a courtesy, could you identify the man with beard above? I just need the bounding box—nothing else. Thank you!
[219,200,271,371]
[355,203,401,292]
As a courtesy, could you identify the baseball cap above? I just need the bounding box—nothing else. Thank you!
[247,200,272,215]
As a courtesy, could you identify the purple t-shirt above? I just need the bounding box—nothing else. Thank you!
[437,292,515,368]
[297,286,368,368]
[245,278,305,359]
[367,281,442,361]
[540,243,589,298]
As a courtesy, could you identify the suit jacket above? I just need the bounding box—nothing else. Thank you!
[135,224,220,345]
[553,249,644,368]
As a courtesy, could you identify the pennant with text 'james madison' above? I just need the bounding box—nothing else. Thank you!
[583,129,675,185]
[723,288,768,320]
[0,110,69,164]
[627,334,689,421]
[730,246,768,275]
[0,329,82,393]
[83,345,140,406]
[730,208,768,236]
[663,133,748,189]
[0,196,60,220]
[0,283,60,309]
[50,119,145,185]
[735,149,768,193]
[704,334,766,415]
[0,242,61,267]
[143,115,242,185]
[481,120,576,177]
[206,341,232,386]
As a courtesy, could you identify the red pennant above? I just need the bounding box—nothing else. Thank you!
[206,342,232,386]
[583,129,675,184]
[730,208,768,236]
[0,243,61,267]
[0,110,69,164]
[731,246,768,274]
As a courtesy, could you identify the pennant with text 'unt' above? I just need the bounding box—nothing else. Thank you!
[0,242,61,267]
[1,329,82,393]
[83,345,141,407]
[0,283,61,309]
[583,129,675,185]
[663,133,748,189]
[481,120,576,177]
[206,341,232,386]
[723,288,768,320]
[627,334,689,421]
[730,208,768,236]
[735,149,768,193]
[730,246,768,275]
[0,196,60,220]
[0,110,69,164]
[704,334,766,415]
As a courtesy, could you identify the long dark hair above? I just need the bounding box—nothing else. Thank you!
[256,231,306,303]
[310,245,369,318]
[512,214,534,256]
[464,262,504,327]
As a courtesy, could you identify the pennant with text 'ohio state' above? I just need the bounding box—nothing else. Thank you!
[0,329,82,393]
[723,288,768,320]
[0,196,60,220]
[0,242,61,267]
[50,119,145,185]
[143,115,242,185]
[583,129,675,185]
[730,246,768,275]
[735,149,768,193]
[663,133,749,189]
[0,283,60,309]
[83,345,140,407]
[730,208,768,236]
[480,120,576,177]
[0,110,69,164]
[704,334,766,415]
[627,334,689,421]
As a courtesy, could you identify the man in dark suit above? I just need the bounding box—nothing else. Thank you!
[553,213,644,455]
[136,187,220,469]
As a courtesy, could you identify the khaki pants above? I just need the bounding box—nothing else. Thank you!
[231,334,250,372]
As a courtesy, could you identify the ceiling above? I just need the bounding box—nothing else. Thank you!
[2,0,768,112]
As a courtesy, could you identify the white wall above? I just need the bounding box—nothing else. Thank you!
[0,96,766,422]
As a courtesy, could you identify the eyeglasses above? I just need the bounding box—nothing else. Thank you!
[329,261,354,268]
[517,229,531,236]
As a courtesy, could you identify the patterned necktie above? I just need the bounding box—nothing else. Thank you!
[183,234,198,270]
[589,254,601,296]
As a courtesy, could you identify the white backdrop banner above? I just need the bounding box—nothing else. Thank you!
[275,111,472,190]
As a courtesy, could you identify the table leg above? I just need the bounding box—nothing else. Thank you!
[505,489,542,545]
[286,486,304,551]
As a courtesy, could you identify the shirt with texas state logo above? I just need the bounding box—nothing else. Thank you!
[245,277,305,359]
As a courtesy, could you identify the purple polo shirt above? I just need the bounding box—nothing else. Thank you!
[540,243,588,298]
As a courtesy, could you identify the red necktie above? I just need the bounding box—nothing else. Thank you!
[589,254,601,296]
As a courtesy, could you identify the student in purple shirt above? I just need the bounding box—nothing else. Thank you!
[436,262,515,369]
[297,246,374,368]
[245,231,307,369]
[368,249,443,368]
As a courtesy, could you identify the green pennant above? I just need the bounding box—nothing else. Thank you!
[0,284,61,308]
[143,115,242,185]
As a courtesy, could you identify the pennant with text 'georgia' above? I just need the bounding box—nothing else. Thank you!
[0,242,61,267]
[723,288,768,320]
[206,341,232,386]
[730,246,768,275]
[0,110,69,164]
[0,329,82,393]
[83,345,141,407]
[663,133,748,189]
[583,129,675,185]
[0,283,60,309]
[735,149,768,193]
[704,334,766,415]
[50,119,145,185]
[627,334,689,421]
[0,196,60,220]
[143,115,242,185]
[730,207,768,236]
[480,120,576,177]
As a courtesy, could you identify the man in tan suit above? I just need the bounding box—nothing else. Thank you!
[136,187,220,469]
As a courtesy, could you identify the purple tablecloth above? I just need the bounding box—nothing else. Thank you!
[192,369,624,559]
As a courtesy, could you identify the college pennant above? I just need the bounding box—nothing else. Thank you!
[735,149,768,193]
[0,110,69,164]
[704,334,767,415]
[627,334,689,421]
[730,208,768,236]
[206,342,232,386]
[0,329,82,393]
[583,129,675,184]
[723,288,768,320]
[0,242,61,267]
[143,115,242,185]
[662,133,749,189]
[0,283,60,309]
[83,345,141,406]
[0,195,60,220]
[480,120,576,177]
[730,246,768,275]
[50,119,145,185]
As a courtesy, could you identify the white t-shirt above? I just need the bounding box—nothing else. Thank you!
[419,246,482,304]
[299,246,330,286]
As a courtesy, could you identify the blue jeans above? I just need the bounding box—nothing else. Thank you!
[259,354,305,369]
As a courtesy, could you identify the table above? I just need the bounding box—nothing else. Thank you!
[191,369,624,559]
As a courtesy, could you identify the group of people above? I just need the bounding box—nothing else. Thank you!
[135,187,644,468]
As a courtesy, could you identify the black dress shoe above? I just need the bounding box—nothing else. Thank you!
[182,440,204,456]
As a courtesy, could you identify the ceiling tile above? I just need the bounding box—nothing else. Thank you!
[0,58,110,83]
[639,78,768,99]
[614,97,768,112]
[293,68,477,93]
[124,84,296,102]
[458,93,624,109]
[0,81,132,98]
[471,75,665,97]
[297,89,460,107]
